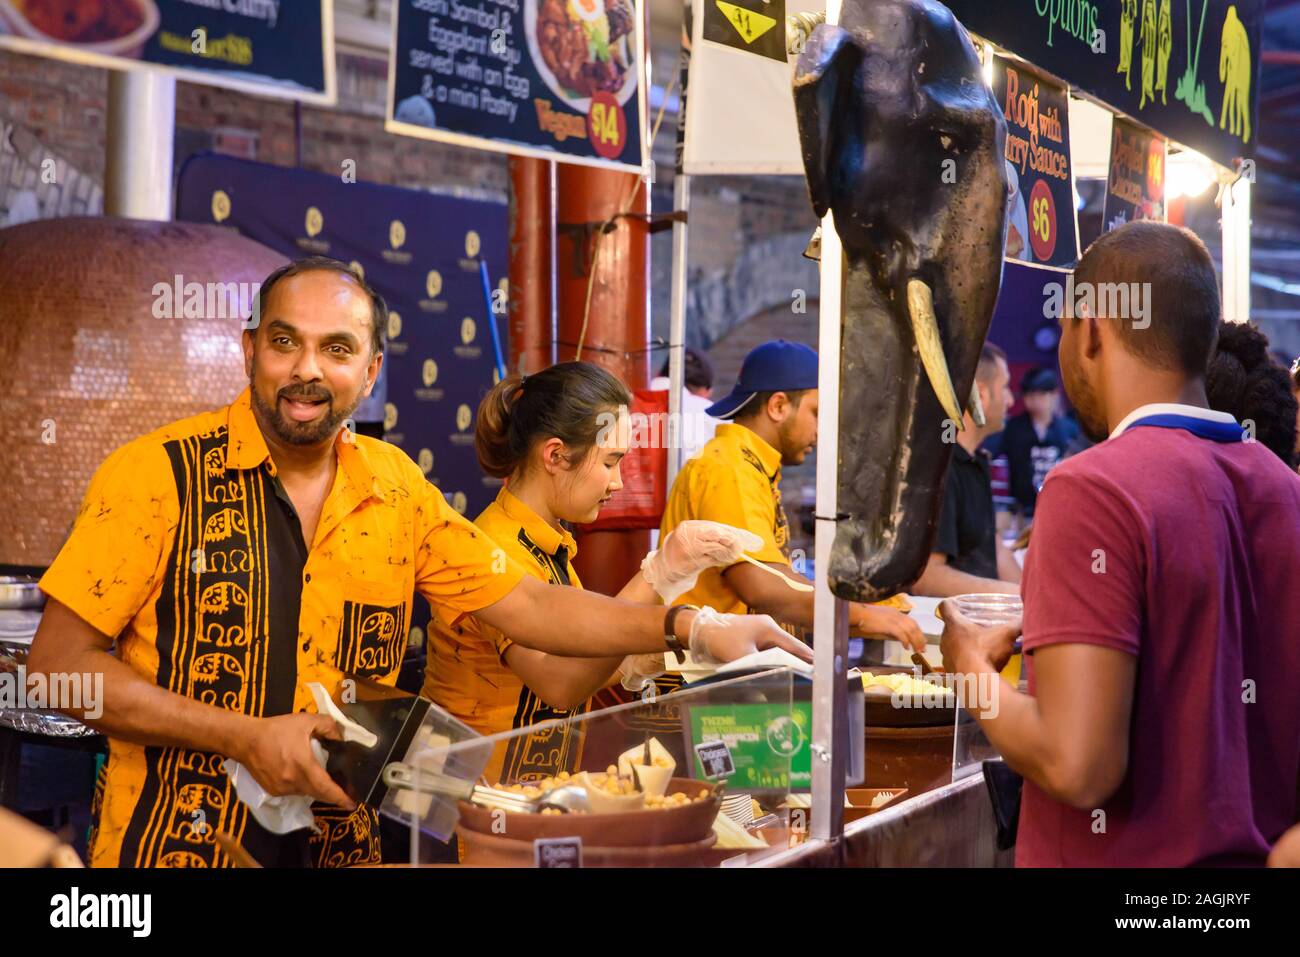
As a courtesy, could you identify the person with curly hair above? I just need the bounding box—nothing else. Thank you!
[1205,320,1300,470]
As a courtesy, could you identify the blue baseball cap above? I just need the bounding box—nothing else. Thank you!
[706,340,820,419]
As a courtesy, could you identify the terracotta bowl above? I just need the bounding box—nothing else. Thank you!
[456,777,722,847]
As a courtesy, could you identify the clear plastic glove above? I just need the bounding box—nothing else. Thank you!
[688,606,814,666]
[641,521,765,603]
[618,652,667,693]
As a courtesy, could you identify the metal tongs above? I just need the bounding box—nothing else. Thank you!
[382,762,589,814]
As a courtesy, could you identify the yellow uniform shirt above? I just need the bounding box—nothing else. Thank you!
[39,388,525,868]
[423,487,590,785]
[659,423,791,614]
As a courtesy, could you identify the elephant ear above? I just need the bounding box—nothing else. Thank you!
[793,24,862,220]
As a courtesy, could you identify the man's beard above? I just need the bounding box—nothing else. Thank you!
[778,419,811,466]
[250,379,362,446]
[1061,364,1108,443]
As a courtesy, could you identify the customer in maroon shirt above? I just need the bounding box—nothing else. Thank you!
[940,221,1300,867]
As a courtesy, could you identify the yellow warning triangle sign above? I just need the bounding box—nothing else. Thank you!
[714,1,777,45]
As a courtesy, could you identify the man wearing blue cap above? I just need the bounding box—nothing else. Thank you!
[658,340,925,651]
[994,365,1079,519]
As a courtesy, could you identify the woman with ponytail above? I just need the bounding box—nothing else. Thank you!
[423,361,771,783]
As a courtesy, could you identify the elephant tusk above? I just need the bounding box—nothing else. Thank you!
[906,279,965,429]
[968,377,986,428]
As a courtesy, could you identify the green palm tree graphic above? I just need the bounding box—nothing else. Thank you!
[1173,0,1216,125]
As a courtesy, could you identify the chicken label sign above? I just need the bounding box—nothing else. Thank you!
[387,0,647,171]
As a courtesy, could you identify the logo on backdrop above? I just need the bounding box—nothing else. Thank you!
[421,269,447,313]
[384,218,412,264]
[298,205,329,253]
[460,230,482,270]
[386,311,407,356]
[211,190,231,223]
[416,357,444,402]
[455,317,481,359]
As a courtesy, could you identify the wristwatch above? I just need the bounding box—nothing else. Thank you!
[663,604,698,664]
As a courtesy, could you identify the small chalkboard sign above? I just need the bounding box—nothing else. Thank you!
[534,837,583,868]
[694,740,736,780]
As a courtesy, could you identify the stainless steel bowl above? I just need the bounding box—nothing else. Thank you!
[0,575,44,610]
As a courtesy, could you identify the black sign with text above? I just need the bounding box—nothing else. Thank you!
[388,0,644,169]
[946,0,1260,168]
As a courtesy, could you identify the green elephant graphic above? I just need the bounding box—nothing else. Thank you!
[1219,5,1252,143]
[1139,0,1158,108]
[1118,0,1137,91]
[1156,0,1173,105]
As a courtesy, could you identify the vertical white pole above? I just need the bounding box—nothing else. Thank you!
[104,70,175,220]
[1221,175,1251,324]
[667,172,691,485]
[810,0,849,845]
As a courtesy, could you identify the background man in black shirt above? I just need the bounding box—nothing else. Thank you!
[915,343,1021,597]
[994,366,1079,519]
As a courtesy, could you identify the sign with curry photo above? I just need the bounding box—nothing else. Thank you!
[946,0,1260,169]
[0,0,334,103]
[994,56,1080,268]
[387,0,646,170]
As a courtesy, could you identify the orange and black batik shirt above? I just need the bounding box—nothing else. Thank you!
[40,388,524,868]
[422,486,592,785]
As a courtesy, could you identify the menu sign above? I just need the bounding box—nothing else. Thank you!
[0,0,334,103]
[387,0,646,171]
[994,56,1079,268]
[1104,117,1167,231]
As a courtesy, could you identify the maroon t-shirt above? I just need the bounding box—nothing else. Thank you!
[1017,420,1300,867]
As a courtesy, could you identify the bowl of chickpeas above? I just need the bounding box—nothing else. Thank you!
[456,771,723,848]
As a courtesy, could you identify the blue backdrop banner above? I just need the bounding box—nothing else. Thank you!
[176,153,508,525]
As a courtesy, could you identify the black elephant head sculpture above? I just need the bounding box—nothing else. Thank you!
[794,0,1009,602]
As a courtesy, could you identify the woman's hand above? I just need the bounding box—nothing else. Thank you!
[851,603,927,654]
[688,607,813,665]
[642,522,765,602]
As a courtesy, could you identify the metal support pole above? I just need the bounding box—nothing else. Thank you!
[104,70,175,220]
[810,205,850,842]
[1221,175,1251,323]
[666,172,692,486]
[809,0,849,846]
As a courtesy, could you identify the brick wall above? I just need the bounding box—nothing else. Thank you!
[0,46,509,232]
[0,43,823,362]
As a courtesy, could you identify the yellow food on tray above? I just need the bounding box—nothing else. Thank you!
[859,671,950,697]
[871,592,914,613]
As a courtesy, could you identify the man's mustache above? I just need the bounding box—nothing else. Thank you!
[278,385,332,403]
